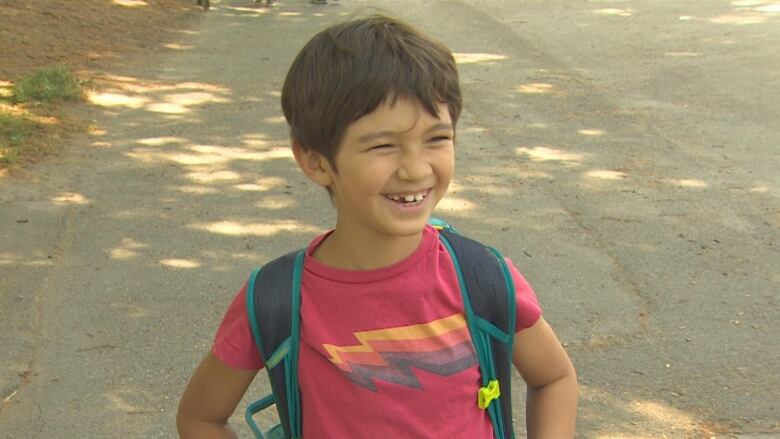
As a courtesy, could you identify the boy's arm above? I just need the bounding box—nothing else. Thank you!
[177,352,259,439]
[513,317,578,439]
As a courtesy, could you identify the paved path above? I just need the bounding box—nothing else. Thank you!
[1,0,778,437]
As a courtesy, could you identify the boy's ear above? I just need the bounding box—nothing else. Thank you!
[292,140,334,188]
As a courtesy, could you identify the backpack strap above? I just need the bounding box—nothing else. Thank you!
[246,249,305,439]
[437,227,517,439]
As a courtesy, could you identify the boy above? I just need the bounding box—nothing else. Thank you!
[177,15,577,438]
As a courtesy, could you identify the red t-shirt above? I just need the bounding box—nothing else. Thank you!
[213,226,542,438]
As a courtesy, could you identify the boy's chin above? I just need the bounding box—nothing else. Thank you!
[385,218,431,237]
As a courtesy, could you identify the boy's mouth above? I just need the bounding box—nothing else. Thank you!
[383,189,430,204]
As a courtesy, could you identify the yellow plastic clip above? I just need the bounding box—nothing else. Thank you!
[478,380,501,410]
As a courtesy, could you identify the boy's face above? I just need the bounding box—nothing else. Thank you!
[320,97,455,241]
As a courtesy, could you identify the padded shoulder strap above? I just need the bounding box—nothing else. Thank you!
[439,230,516,337]
[438,229,517,439]
[247,249,305,439]
[248,250,298,359]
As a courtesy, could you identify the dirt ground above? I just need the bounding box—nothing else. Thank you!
[0,0,201,172]
[0,0,199,80]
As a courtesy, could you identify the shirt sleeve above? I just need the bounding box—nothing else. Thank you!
[211,282,265,370]
[504,257,543,331]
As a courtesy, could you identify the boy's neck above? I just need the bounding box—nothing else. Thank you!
[312,227,424,271]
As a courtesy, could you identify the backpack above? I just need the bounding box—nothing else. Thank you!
[244,219,518,439]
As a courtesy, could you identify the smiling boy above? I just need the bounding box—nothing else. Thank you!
[177,15,577,439]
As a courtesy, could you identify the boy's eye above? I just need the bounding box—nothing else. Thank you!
[429,135,453,144]
[370,144,394,151]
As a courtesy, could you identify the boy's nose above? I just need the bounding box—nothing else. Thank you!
[397,153,432,181]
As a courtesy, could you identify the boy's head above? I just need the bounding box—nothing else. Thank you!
[281,14,462,169]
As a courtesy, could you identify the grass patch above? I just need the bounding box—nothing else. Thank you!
[0,109,40,166]
[0,67,87,171]
[12,66,83,104]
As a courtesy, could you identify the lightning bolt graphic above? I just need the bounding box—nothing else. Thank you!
[322,314,477,392]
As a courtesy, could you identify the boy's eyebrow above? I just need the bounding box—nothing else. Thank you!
[357,123,454,143]
[426,122,455,134]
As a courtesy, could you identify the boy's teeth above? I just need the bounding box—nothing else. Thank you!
[387,192,426,202]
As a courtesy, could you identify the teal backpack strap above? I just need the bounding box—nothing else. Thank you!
[245,250,305,439]
[435,222,517,439]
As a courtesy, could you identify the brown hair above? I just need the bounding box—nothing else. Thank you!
[281,14,462,169]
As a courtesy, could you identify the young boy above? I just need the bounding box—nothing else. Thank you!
[177,15,577,439]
